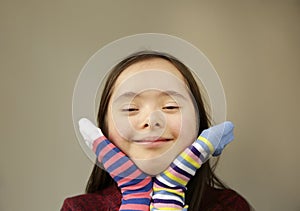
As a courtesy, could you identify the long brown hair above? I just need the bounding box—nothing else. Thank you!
[85,51,227,210]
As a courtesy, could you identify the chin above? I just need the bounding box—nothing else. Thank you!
[130,146,173,160]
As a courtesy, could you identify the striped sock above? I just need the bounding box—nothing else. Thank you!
[93,136,153,211]
[151,121,234,210]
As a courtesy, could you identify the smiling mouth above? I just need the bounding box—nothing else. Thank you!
[132,137,173,144]
[134,139,172,143]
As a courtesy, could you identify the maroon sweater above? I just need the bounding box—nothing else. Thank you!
[61,185,250,211]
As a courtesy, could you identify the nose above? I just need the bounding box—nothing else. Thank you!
[142,110,165,129]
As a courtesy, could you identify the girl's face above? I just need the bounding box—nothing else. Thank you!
[106,58,198,174]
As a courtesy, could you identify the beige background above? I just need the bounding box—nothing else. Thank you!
[1,1,299,211]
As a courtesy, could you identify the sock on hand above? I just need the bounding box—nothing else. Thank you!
[151,121,234,210]
[79,118,153,211]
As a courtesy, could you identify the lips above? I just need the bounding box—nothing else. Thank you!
[132,137,173,143]
[135,139,172,143]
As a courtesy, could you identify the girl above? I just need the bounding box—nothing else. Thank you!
[61,51,250,210]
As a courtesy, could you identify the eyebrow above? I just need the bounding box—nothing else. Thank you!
[162,90,188,100]
[113,92,138,103]
[114,90,188,102]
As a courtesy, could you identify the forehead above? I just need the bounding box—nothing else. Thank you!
[115,58,185,87]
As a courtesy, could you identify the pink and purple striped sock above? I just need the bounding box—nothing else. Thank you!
[93,136,153,211]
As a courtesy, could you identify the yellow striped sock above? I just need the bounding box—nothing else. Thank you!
[198,136,214,153]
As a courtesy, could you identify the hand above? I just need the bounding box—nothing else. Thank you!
[151,121,234,210]
[198,121,234,156]
[79,118,153,211]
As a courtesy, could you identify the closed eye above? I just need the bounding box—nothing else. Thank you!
[121,103,139,112]
[163,106,179,110]
[121,108,139,112]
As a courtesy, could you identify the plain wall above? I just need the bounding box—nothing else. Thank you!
[0,1,299,210]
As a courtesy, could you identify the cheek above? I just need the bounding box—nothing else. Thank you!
[166,114,182,138]
[107,119,121,143]
[106,110,132,150]
[107,119,132,154]
[171,106,198,144]
[179,109,198,143]
[110,111,135,140]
